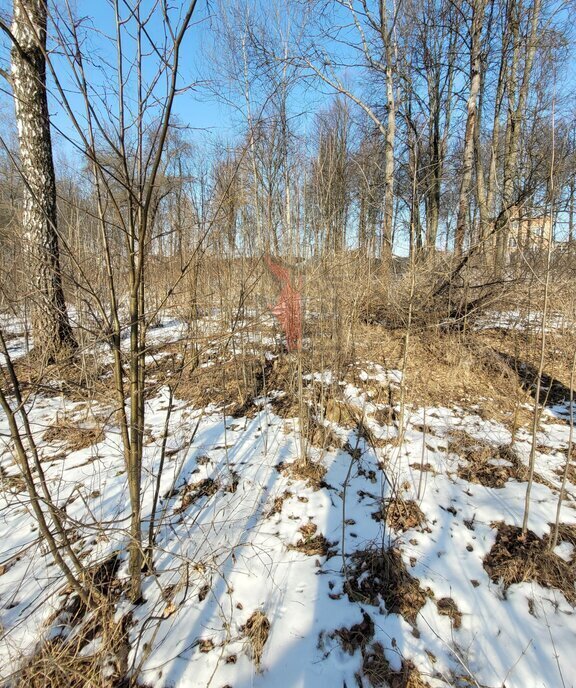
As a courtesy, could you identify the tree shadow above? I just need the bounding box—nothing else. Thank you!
[496,351,574,409]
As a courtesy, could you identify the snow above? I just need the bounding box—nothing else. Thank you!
[1,321,576,687]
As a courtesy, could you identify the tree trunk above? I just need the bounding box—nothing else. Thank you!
[381,61,395,265]
[496,0,541,268]
[454,0,485,257]
[11,0,76,362]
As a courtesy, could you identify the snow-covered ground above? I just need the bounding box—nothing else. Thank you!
[1,322,576,687]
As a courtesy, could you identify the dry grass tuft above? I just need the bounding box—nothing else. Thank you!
[279,458,327,490]
[449,431,525,488]
[333,610,374,654]
[265,490,293,518]
[241,610,270,671]
[436,597,462,629]
[0,465,26,493]
[287,522,335,557]
[174,478,219,514]
[361,642,431,688]
[300,406,344,451]
[346,548,427,625]
[372,498,426,533]
[13,581,130,688]
[43,418,104,453]
[484,523,576,604]
[551,523,576,562]
[324,398,359,428]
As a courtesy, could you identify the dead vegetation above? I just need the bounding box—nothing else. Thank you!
[172,353,268,416]
[347,322,566,430]
[551,523,576,562]
[42,418,104,452]
[436,597,462,629]
[241,610,270,671]
[174,478,220,514]
[265,490,293,518]
[0,465,26,493]
[449,431,526,488]
[278,458,328,490]
[346,548,428,625]
[331,610,430,688]
[287,522,336,557]
[12,556,129,688]
[332,610,374,654]
[372,498,427,532]
[483,523,576,605]
[12,355,115,405]
[362,642,431,688]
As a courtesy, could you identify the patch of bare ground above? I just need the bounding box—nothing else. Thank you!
[287,522,336,557]
[174,477,219,514]
[331,611,430,688]
[555,462,576,486]
[241,610,270,671]
[410,462,437,474]
[332,610,374,654]
[449,431,526,488]
[551,523,576,561]
[13,556,130,688]
[43,418,104,452]
[350,325,536,428]
[372,498,427,533]
[278,458,327,490]
[172,353,269,416]
[0,465,26,493]
[14,356,115,404]
[346,548,428,625]
[483,523,576,604]
[436,597,462,629]
[362,643,431,688]
[303,409,344,450]
[265,490,293,518]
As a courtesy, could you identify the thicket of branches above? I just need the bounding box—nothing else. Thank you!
[0,0,575,683]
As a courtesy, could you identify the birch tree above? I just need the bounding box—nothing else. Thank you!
[2,0,76,361]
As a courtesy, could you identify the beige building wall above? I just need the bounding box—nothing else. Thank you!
[508,216,552,251]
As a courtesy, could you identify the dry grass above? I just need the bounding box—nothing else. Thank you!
[362,642,431,688]
[241,610,270,671]
[13,356,115,404]
[350,324,538,428]
[13,556,129,688]
[0,465,26,493]
[174,478,220,514]
[372,498,426,533]
[449,431,525,488]
[484,523,576,605]
[287,522,335,557]
[265,490,293,518]
[436,597,462,629]
[346,548,428,625]
[173,353,266,416]
[279,458,328,490]
[42,418,104,453]
[333,610,374,654]
[13,613,131,688]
